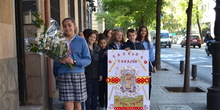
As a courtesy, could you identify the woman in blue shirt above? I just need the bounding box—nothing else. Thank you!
[136,26,157,99]
[55,17,91,110]
[136,26,156,72]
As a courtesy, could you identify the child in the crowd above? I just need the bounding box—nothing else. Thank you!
[93,30,100,43]
[78,31,85,39]
[80,28,93,110]
[136,26,156,72]
[56,17,91,110]
[123,28,145,50]
[84,30,101,110]
[83,28,92,37]
[136,25,157,99]
[108,30,125,50]
[103,29,112,42]
[98,36,108,110]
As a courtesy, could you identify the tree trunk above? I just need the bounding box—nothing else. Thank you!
[141,16,145,26]
[197,14,203,43]
[155,0,162,70]
[183,0,193,92]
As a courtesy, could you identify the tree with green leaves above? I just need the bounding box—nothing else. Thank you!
[96,12,120,29]
[96,0,159,29]
[96,0,205,74]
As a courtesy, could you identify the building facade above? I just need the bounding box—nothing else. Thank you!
[0,0,96,110]
[92,0,105,33]
[0,0,19,110]
[202,0,215,37]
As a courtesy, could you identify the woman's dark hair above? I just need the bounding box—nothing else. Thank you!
[103,29,112,38]
[62,17,76,25]
[99,33,105,38]
[98,36,107,45]
[137,25,150,48]
[85,30,98,42]
[78,30,83,33]
[126,29,136,38]
[93,30,99,41]
[83,29,92,37]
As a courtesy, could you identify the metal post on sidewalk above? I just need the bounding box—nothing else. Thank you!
[191,65,197,80]
[180,60,184,74]
[207,0,220,110]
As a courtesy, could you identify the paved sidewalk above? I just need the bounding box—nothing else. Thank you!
[150,61,211,110]
[53,61,211,110]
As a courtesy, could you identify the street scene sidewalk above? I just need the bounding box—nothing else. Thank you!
[53,61,211,110]
[150,61,211,110]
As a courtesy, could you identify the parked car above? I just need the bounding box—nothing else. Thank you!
[180,35,201,48]
[150,30,172,48]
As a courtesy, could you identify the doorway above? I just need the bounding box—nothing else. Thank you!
[15,0,26,105]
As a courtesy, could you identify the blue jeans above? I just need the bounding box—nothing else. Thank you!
[86,79,98,110]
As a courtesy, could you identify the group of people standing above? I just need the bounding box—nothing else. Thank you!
[53,17,157,110]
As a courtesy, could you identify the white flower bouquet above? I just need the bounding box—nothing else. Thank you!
[27,12,73,69]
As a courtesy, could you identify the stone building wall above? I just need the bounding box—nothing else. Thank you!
[0,58,18,110]
[0,0,19,110]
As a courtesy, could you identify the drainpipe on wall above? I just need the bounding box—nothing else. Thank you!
[44,0,53,110]
[83,0,87,29]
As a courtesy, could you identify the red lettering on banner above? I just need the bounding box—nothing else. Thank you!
[127,60,130,63]
[113,55,116,58]
[134,60,137,63]
[118,60,138,63]
[140,56,143,59]
[112,52,141,57]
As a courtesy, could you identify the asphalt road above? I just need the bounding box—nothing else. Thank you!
[160,44,212,84]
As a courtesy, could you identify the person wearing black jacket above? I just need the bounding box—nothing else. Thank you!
[84,30,101,110]
[204,32,214,43]
[123,29,145,50]
[98,36,108,110]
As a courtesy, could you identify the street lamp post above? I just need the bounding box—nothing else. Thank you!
[207,0,220,110]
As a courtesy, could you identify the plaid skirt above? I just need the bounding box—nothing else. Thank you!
[58,72,87,102]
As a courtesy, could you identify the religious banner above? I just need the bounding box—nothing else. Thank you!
[107,50,150,110]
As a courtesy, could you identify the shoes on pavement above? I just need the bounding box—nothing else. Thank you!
[99,107,106,110]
